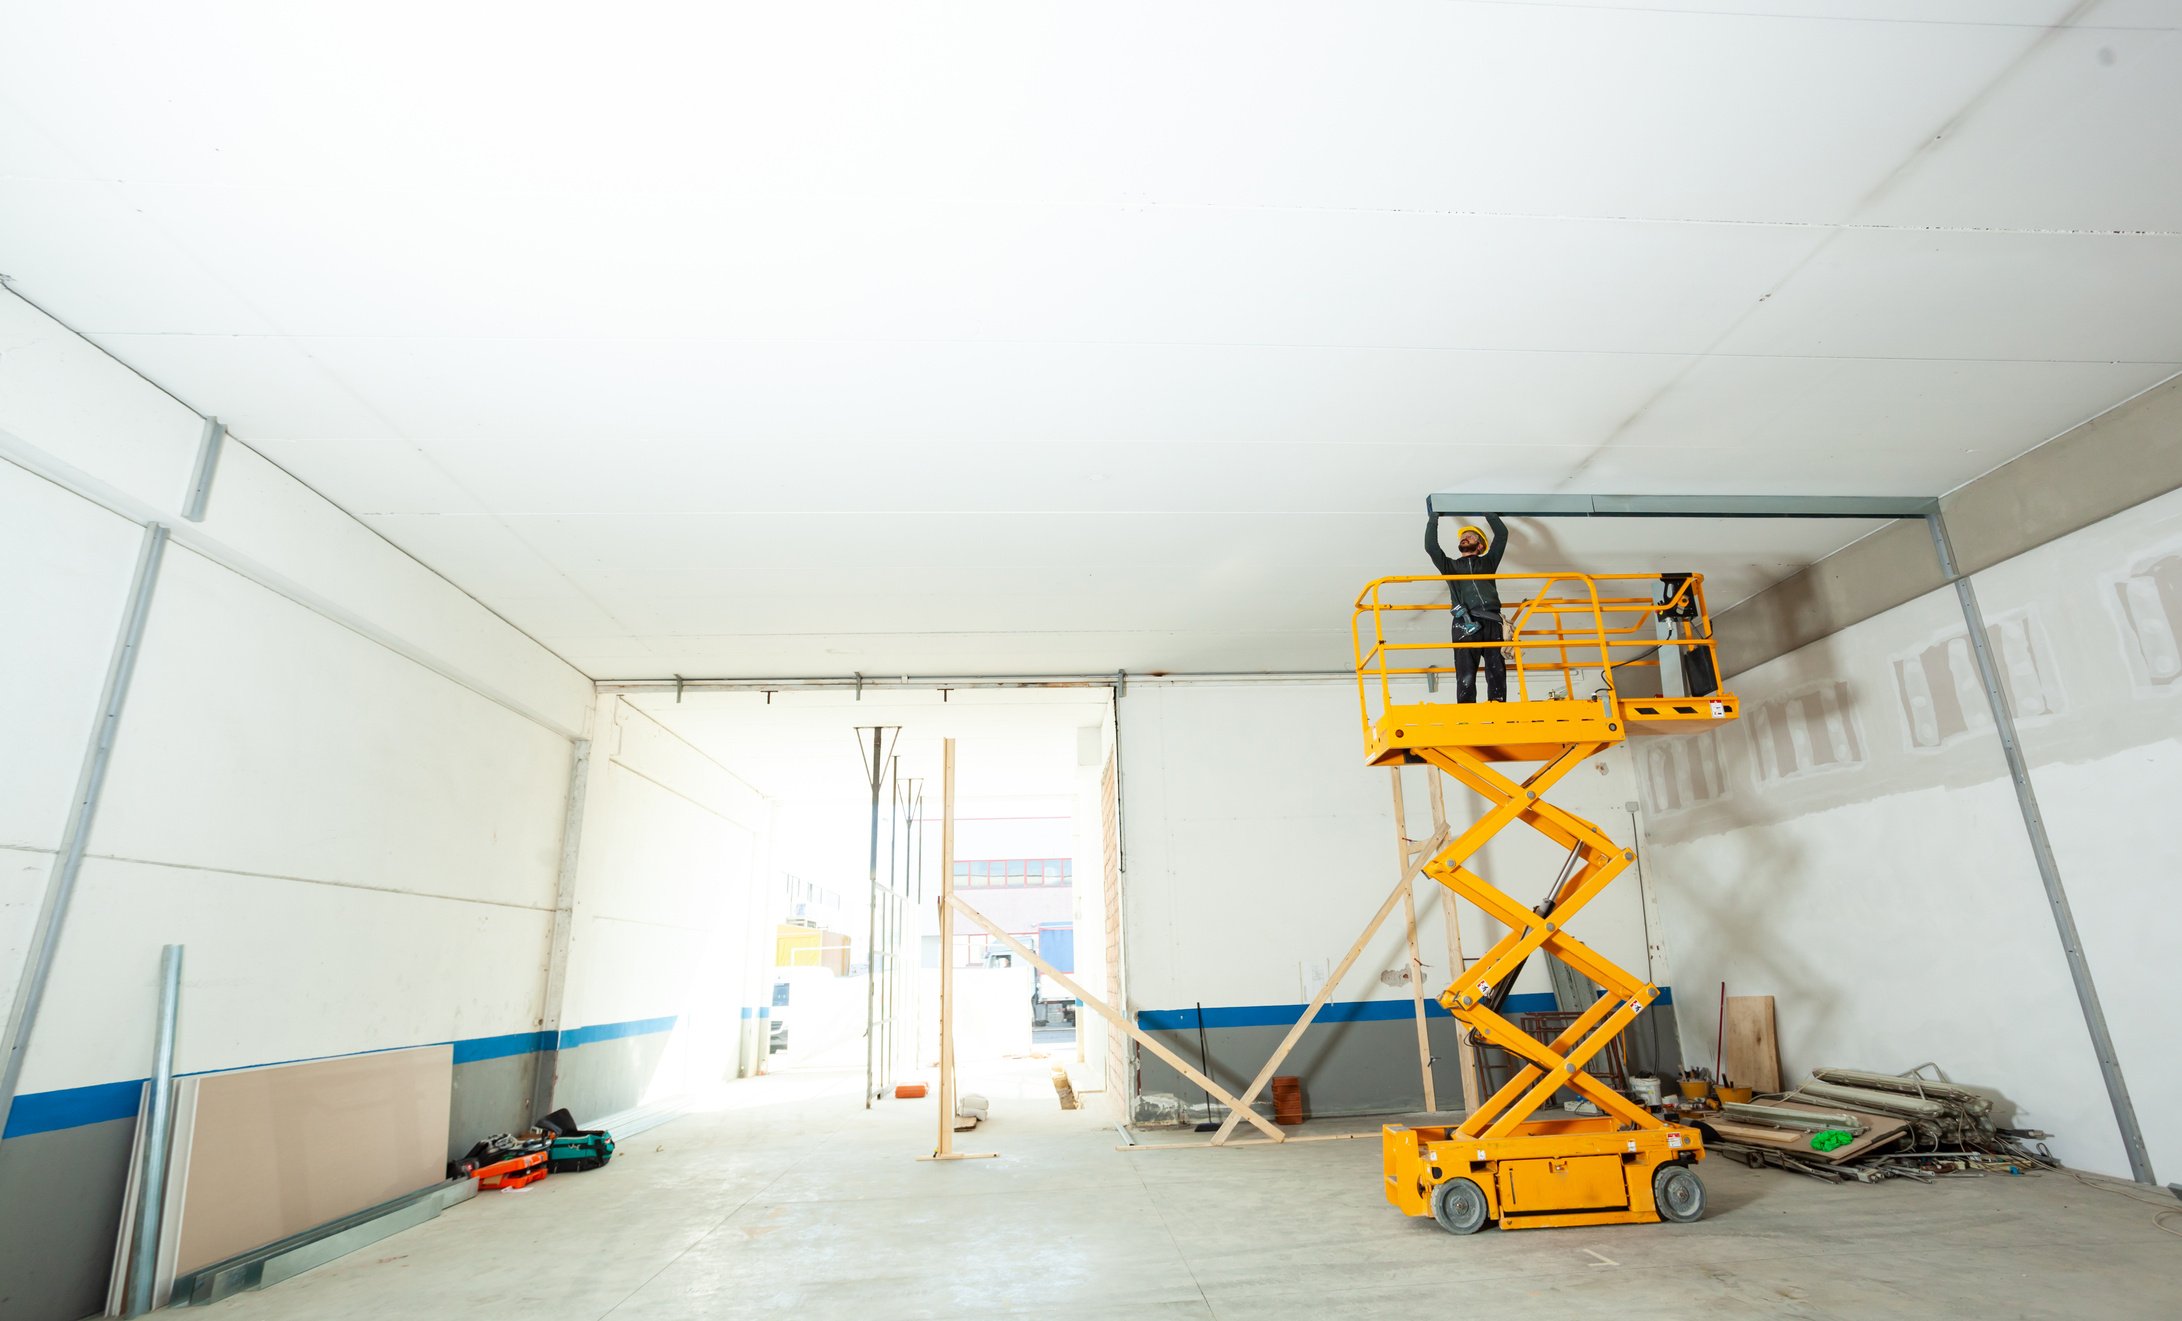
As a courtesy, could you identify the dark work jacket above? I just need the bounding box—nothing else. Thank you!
[1426,513,1509,616]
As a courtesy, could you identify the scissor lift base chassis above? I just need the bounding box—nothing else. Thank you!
[1384,1118,1703,1230]
[1355,700,1732,1234]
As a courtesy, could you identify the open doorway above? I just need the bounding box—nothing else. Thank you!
[949,847,1078,1053]
[615,686,1117,1109]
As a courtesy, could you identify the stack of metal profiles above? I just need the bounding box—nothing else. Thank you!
[1706,1066,2058,1184]
[1716,1102,1865,1136]
[1787,1068,1997,1147]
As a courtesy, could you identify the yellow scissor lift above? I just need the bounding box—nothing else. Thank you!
[1354,570,1739,1234]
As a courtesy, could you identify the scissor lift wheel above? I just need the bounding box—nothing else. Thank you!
[1431,1177,1491,1235]
[1654,1162,1706,1224]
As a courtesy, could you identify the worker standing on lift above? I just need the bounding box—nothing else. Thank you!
[1426,505,1510,703]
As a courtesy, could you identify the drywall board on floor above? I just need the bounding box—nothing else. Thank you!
[0,1118,135,1321]
[172,1045,451,1275]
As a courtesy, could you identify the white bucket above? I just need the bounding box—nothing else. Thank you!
[1630,1075,1663,1106]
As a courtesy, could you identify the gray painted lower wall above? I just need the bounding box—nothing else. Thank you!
[0,1119,133,1321]
[0,1058,535,1321]
[448,1054,540,1162]
[1132,1011,1683,1123]
[549,1032,674,1127]
[1719,373,2182,676]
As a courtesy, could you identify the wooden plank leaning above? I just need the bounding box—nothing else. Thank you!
[1391,768,1436,1113]
[1206,822,1451,1146]
[921,739,994,1161]
[1426,771,1484,1112]
[944,894,1287,1143]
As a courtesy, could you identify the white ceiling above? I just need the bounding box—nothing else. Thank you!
[4,1,2180,677]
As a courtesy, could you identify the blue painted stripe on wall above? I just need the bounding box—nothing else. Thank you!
[557,1015,678,1049]
[1136,986,1674,1032]
[2,1079,143,1139]
[452,1030,556,1065]
[3,1014,681,1140]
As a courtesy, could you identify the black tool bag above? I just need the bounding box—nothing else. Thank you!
[448,1132,550,1179]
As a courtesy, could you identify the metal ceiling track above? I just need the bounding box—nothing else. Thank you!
[597,671,1354,696]
[1425,492,1935,520]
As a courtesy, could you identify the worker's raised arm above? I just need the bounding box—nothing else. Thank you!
[1480,513,1509,572]
[1424,503,1458,575]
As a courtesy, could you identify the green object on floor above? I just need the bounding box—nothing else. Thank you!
[1811,1129,1853,1152]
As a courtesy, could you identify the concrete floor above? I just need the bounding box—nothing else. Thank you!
[202,1057,2182,1321]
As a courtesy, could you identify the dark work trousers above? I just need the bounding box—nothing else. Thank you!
[1453,615,1507,703]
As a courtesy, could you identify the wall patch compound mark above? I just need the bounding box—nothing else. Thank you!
[2108,550,2182,692]
[1893,610,2063,751]
[1987,609,2064,721]
[1639,728,1727,817]
[1747,681,1864,785]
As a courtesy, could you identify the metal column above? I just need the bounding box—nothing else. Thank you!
[181,417,225,522]
[0,523,171,1143]
[880,753,901,1095]
[125,944,184,1317]
[530,736,595,1120]
[855,726,899,1108]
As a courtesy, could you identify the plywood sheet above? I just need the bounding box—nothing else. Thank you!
[174,1045,450,1274]
[1738,1097,1910,1165]
[1721,995,1781,1093]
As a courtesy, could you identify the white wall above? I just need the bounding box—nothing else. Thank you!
[0,286,593,1100]
[1640,490,2182,1179]
[1118,680,1662,1022]
[1966,485,2182,1181]
[558,698,775,1105]
[950,885,1071,939]
[954,811,1071,861]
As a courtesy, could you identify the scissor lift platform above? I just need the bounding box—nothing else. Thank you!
[1352,570,1737,1232]
[1364,694,1739,767]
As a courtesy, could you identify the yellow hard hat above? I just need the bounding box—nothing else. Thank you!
[1457,524,1488,547]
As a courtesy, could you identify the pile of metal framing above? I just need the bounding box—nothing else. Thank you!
[1706,1066,2058,1184]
